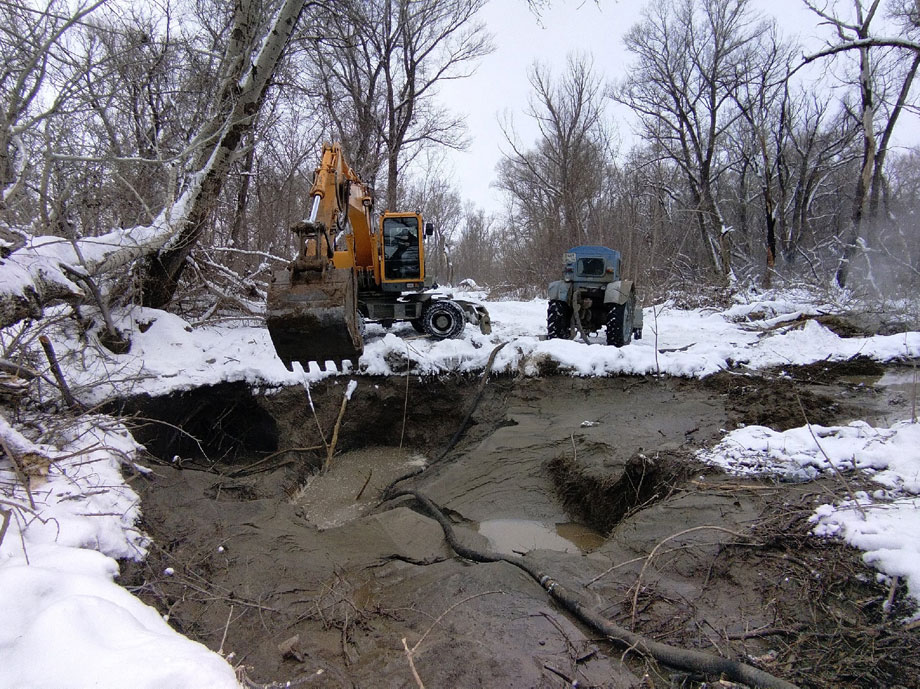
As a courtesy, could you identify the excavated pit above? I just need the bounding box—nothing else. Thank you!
[119,364,920,689]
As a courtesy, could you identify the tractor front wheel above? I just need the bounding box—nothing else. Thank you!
[606,295,635,347]
[422,300,466,339]
[547,300,572,339]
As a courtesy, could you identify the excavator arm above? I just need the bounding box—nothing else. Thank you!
[266,144,371,371]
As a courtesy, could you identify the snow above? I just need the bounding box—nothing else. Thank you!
[0,414,239,689]
[2,286,919,686]
[699,418,920,618]
[35,289,920,406]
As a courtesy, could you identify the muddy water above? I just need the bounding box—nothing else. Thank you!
[126,367,920,689]
[294,447,426,529]
[477,518,605,555]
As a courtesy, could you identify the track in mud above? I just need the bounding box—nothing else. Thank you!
[119,363,919,689]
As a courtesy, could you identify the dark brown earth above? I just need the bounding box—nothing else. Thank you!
[119,362,920,689]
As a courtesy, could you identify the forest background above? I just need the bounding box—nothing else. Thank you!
[2,0,919,331]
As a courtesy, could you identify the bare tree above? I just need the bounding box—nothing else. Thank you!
[0,0,105,221]
[400,161,463,283]
[614,0,772,280]
[802,0,920,288]
[496,54,612,285]
[0,0,320,325]
[139,0,316,307]
[728,26,796,285]
[452,204,499,286]
[299,0,493,209]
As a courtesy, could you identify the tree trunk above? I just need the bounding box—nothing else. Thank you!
[835,43,875,289]
[140,0,309,307]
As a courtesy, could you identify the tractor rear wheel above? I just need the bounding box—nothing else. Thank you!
[605,295,635,347]
[547,300,572,339]
[422,300,465,339]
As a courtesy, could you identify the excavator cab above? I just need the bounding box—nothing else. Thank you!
[381,215,423,282]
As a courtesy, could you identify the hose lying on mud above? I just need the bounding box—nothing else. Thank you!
[381,342,509,498]
[435,340,508,463]
[389,488,801,689]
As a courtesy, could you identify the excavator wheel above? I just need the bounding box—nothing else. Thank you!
[266,267,364,370]
[421,300,465,339]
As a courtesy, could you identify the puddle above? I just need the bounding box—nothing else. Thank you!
[840,369,918,388]
[294,447,426,529]
[840,367,919,425]
[877,368,920,392]
[478,518,605,555]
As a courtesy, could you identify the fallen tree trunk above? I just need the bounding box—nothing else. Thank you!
[391,488,801,689]
[0,220,182,329]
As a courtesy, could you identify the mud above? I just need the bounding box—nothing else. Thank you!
[121,364,920,689]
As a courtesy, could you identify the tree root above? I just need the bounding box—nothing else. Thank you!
[390,488,800,689]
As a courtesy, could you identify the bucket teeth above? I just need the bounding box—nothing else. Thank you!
[266,267,364,371]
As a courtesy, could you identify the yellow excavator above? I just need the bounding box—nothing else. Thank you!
[266,143,491,371]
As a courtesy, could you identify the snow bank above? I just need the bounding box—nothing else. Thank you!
[0,415,239,689]
[699,418,920,619]
[36,290,920,406]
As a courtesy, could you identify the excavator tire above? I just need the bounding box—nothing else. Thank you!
[421,300,465,339]
[266,267,364,371]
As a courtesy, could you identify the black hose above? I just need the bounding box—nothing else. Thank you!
[435,341,508,463]
[391,488,801,689]
[380,341,508,500]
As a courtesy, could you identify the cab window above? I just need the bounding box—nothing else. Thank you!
[578,257,605,277]
[383,217,421,280]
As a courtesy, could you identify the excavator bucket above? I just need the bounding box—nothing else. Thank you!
[266,267,364,371]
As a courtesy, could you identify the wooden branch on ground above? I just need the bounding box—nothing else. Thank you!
[38,335,79,410]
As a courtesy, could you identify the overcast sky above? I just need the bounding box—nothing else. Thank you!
[434,0,854,214]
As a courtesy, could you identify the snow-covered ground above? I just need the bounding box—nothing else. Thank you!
[37,287,920,404]
[1,288,919,686]
[0,415,239,689]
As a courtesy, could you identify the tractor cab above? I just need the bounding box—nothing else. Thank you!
[563,246,621,283]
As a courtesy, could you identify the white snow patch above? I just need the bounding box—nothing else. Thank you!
[699,418,920,618]
[0,415,239,688]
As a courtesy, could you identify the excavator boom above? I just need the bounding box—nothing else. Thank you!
[266,143,369,370]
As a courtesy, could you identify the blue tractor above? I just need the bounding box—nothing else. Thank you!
[546,246,642,346]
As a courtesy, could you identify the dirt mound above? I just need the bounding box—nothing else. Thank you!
[705,370,842,430]
[782,355,886,383]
